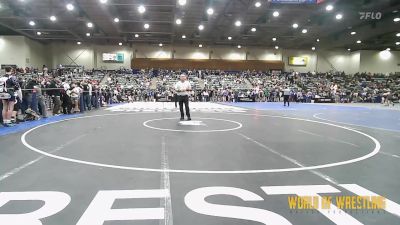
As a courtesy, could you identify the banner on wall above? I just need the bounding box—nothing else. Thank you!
[1,64,17,69]
[103,53,124,63]
[288,56,308,66]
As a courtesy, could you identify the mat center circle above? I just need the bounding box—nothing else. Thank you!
[20,112,381,174]
[143,117,243,133]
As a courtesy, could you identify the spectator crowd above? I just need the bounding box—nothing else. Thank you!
[1,66,399,127]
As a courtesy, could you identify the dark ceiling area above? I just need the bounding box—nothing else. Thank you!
[0,0,399,51]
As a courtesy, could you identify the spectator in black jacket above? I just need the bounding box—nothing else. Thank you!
[48,78,61,115]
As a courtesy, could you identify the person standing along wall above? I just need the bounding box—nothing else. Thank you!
[61,78,72,114]
[82,80,91,111]
[48,78,61,115]
[34,82,47,118]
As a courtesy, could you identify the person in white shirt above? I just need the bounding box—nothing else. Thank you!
[62,81,70,91]
[174,74,191,121]
[283,86,291,107]
[70,83,82,113]
[42,65,48,76]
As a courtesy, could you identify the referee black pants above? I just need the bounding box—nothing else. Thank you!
[284,95,290,106]
[174,94,178,108]
[178,95,190,119]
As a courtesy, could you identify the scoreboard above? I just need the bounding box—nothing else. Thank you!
[288,56,308,66]
[102,53,124,63]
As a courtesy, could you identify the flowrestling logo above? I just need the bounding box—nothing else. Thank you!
[359,12,382,20]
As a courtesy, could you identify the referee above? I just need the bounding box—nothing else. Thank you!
[283,86,291,107]
[174,74,192,121]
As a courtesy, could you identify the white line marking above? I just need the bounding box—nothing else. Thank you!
[328,138,360,148]
[312,115,400,159]
[0,156,46,182]
[0,134,87,182]
[178,121,206,126]
[21,112,381,174]
[340,184,400,218]
[379,151,400,159]
[298,129,322,137]
[298,129,360,148]
[237,133,339,185]
[160,136,173,225]
[313,113,400,133]
[143,117,242,133]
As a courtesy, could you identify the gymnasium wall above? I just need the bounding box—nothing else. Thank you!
[135,46,282,60]
[47,42,94,70]
[47,42,288,70]
[1,36,399,74]
[25,38,51,69]
[317,51,361,74]
[132,58,284,71]
[359,50,400,74]
[0,36,50,68]
[0,36,27,67]
[46,42,133,70]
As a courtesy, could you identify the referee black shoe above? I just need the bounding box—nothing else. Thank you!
[187,117,191,121]
[180,117,184,121]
